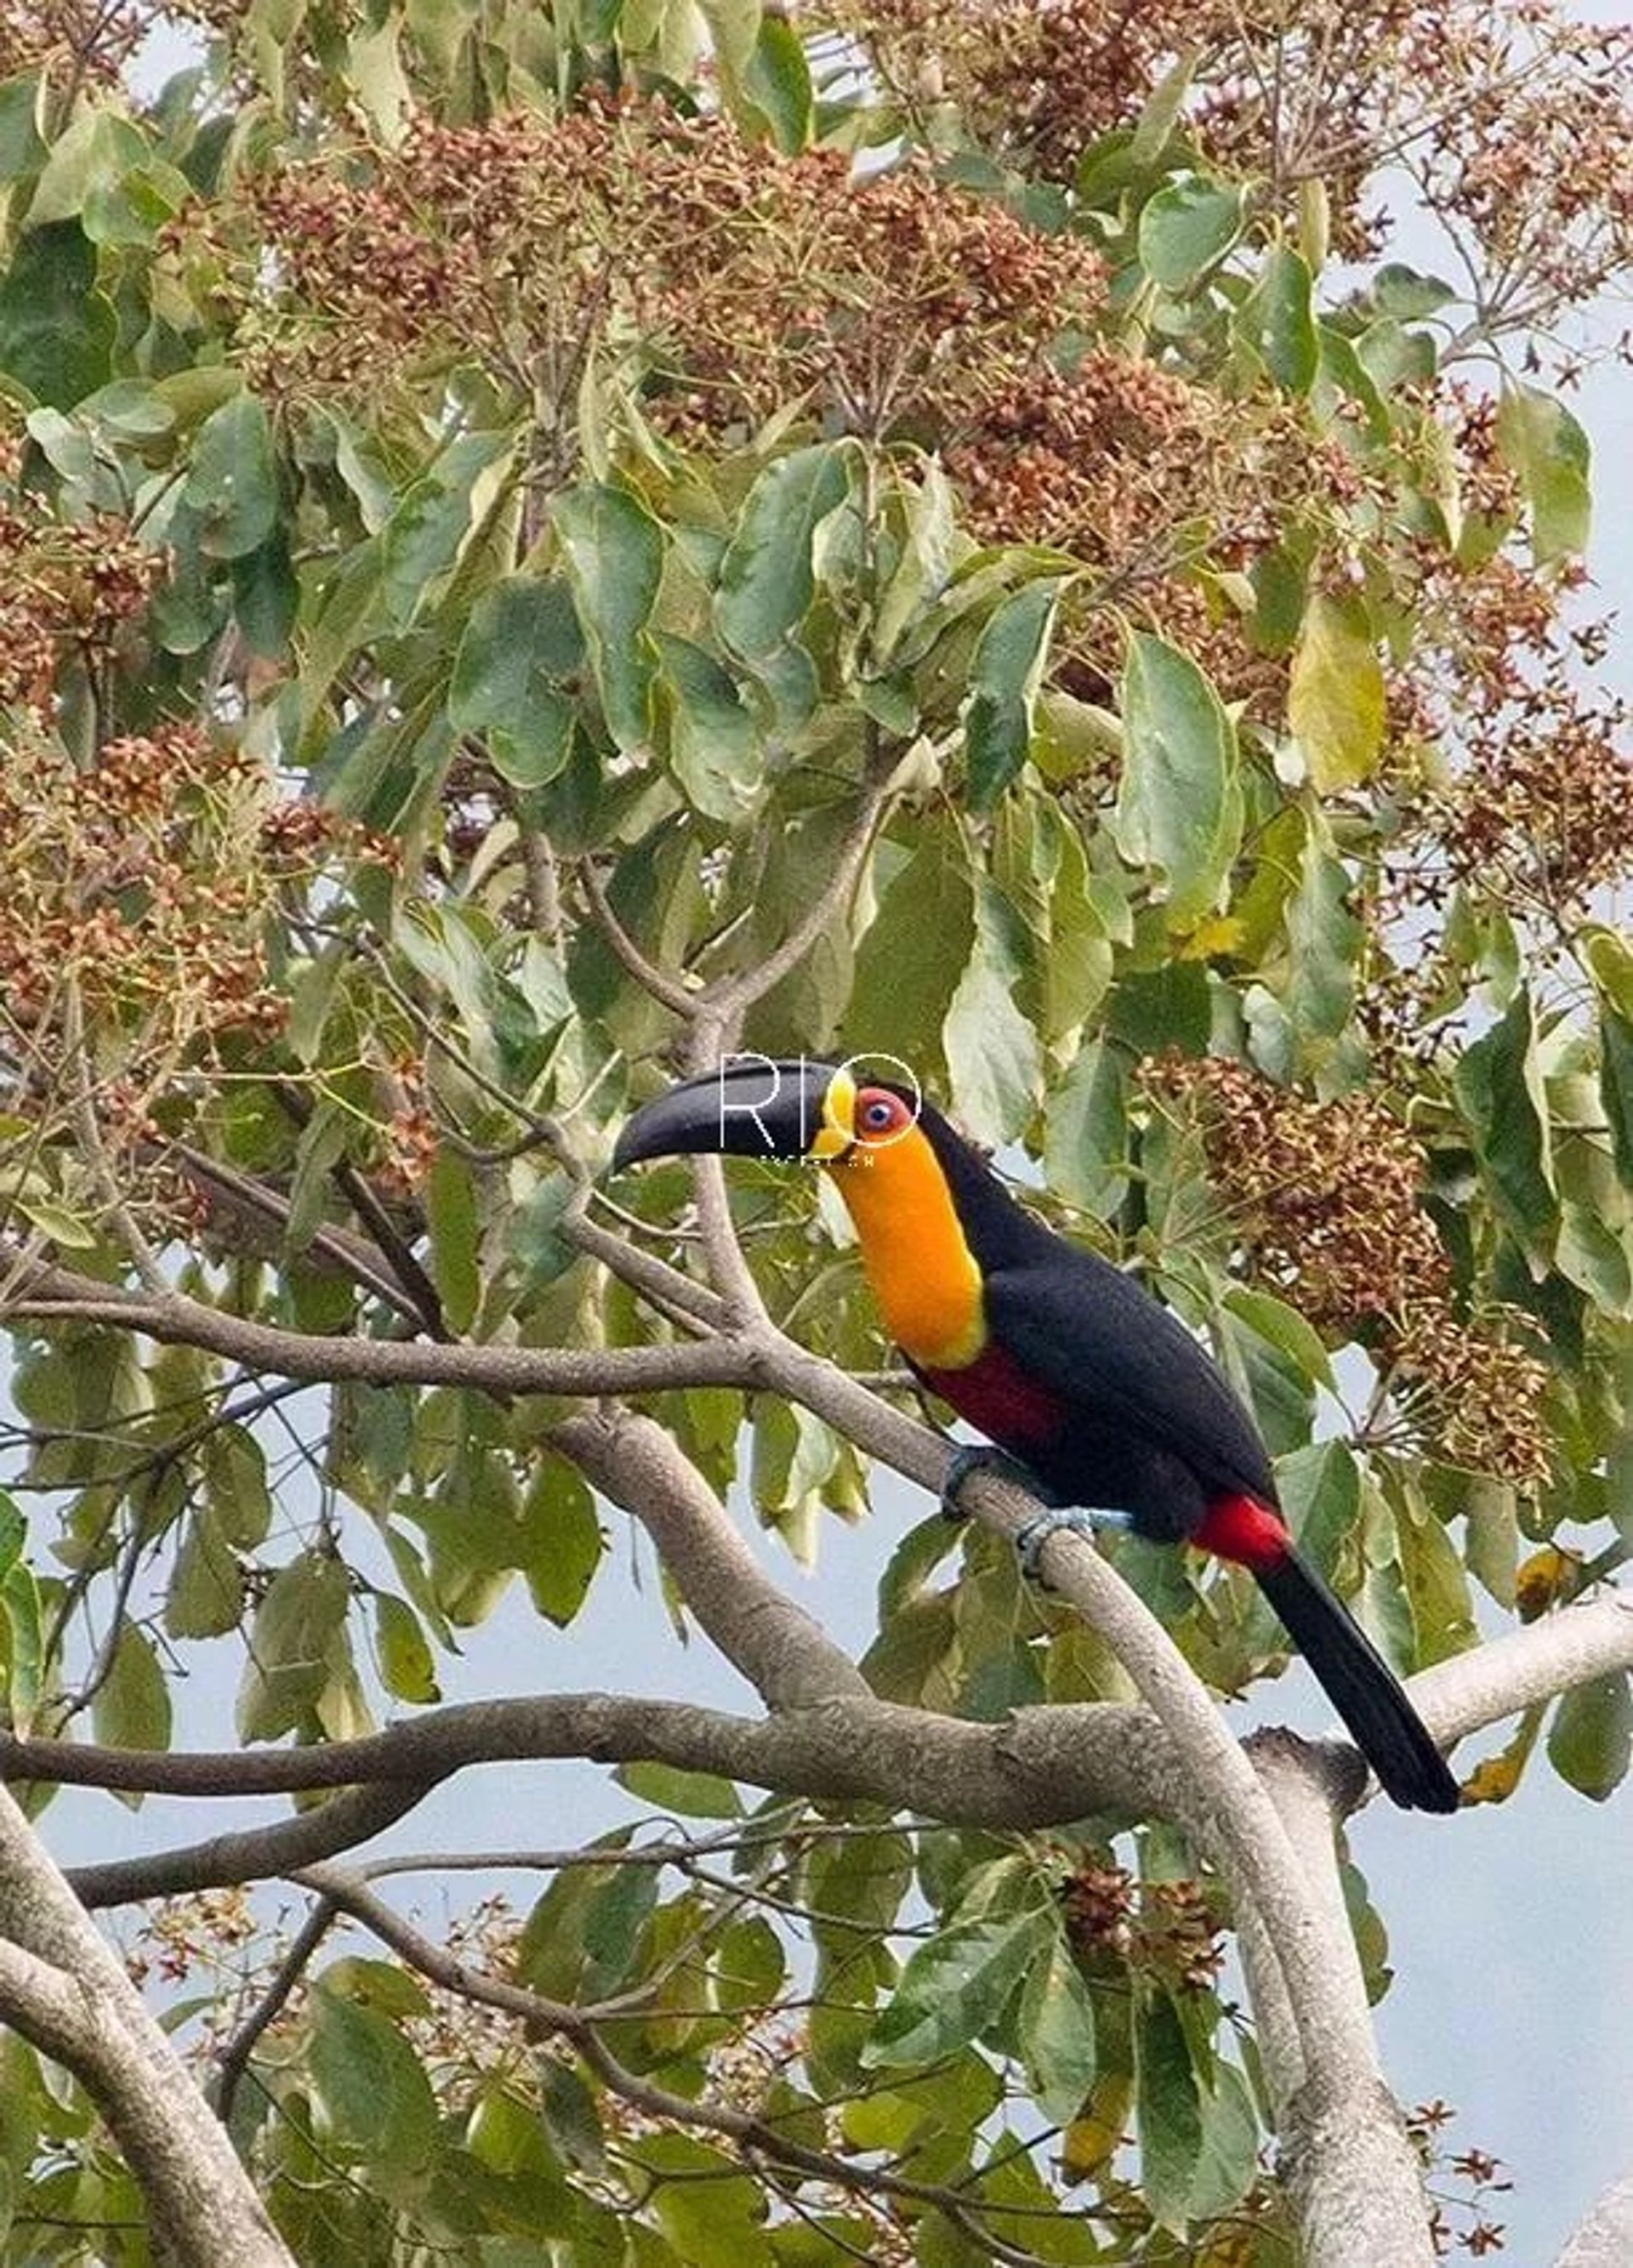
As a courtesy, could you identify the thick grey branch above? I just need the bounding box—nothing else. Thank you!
[1555,2174,1633,2268]
[0,1785,292,2268]
[552,1407,869,1708]
[1409,1590,1633,1743]
[32,1691,1169,1907]
[3,1257,758,1396]
[1246,1734,1437,2267]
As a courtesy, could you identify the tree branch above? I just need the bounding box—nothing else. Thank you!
[34,1691,1169,1907]
[1555,2174,1633,2268]
[292,1859,1098,2253]
[212,1891,339,2127]
[0,1784,293,2268]
[1244,1733,1438,2268]
[552,1407,870,1709]
[1,1254,760,1397]
[579,861,700,1016]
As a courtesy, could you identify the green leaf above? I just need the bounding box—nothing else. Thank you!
[521,1458,605,1628]
[1224,1287,1335,1394]
[202,1423,273,1549]
[1113,632,1242,925]
[165,1505,246,1640]
[1496,384,1591,564]
[863,1911,1045,2070]
[308,1986,440,2163]
[964,580,1062,810]
[616,1761,744,1817]
[1395,1486,1477,1668]
[1016,1926,1097,2120]
[92,1621,173,1759]
[83,155,191,246]
[447,577,582,787]
[182,392,278,560]
[716,443,853,658]
[1288,590,1385,791]
[379,429,514,628]
[26,107,147,225]
[942,882,1042,1145]
[0,1492,23,1584]
[1453,986,1557,1250]
[1,1553,44,1738]
[13,1197,97,1248]
[372,1591,440,1703]
[1371,262,1458,318]
[845,825,976,1066]
[230,527,298,656]
[1236,244,1318,393]
[656,633,762,819]
[739,13,813,151]
[1135,1988,1203,2228]
[640,2134,767,2264]
[1282,820,1361,1036]
[426,1151,481,1335]
[1044,1039,1129,1218]
[874,461,956,663]
[1600,1006,1633,1185]
[1137,176,1243,290]
[0,76,47,182]
[551,483,665,752]
[0,221,116,405]
[236,1551,350,1742]
[1186,2060,1260,2219]
[1548,1672,1632,1801]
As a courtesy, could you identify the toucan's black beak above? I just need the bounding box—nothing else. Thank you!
[612,1058,843,1172]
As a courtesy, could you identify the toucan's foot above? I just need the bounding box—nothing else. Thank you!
[940,1445,1051,1523]
[1015,1504,1135,1583]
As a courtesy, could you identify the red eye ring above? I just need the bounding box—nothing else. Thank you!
[857,1091,903,1138]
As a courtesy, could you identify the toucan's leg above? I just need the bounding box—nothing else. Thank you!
[1014,1504,1135,1583]
[940,1444,1057,1523]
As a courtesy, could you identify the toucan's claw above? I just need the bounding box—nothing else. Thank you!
[940,1445,1049,1523]
[1015,1504,1135,1584]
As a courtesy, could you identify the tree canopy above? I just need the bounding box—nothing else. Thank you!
[2,0,1633,2262]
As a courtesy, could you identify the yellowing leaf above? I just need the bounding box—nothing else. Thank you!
[1289,589,1385,790]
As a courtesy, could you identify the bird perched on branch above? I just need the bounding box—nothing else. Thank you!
[613,1055,1459,1814]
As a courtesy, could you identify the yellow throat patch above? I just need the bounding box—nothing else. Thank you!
[822,1118,986,1371]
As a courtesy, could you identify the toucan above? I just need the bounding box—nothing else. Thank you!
[612,1056,1460,1814]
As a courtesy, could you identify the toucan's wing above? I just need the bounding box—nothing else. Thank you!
[982,1246,1278,1506]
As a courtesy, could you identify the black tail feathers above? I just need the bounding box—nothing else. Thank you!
[1255,1547,1460,1814]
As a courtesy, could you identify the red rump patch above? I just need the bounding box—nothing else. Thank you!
[1192,1492,1291,1572]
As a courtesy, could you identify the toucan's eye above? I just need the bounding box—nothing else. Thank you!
[861,1097,896,1131]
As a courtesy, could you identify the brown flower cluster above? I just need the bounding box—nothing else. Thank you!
[945,353,1368,711]
[179,101,1103,441]
[1146,1055,1550,1481]
[836,0,1633,295]
[0,499,165,711]
[0,0,145,86]
[1386,504,1631,926]
[1431,685,1633,912]
[0,725,286,1123]
[828,0,1242,183]
[1061,1857,1224,1990]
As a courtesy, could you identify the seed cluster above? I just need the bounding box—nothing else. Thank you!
[0,0,145,86]
[0,499,165,711]
[0,727,282,1054]
[836,0,1633,289]
[174,102,1104,441]
[946,355,1368,712]
[1147,1056,1551,1481]
[1060,1857,1224,1990]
